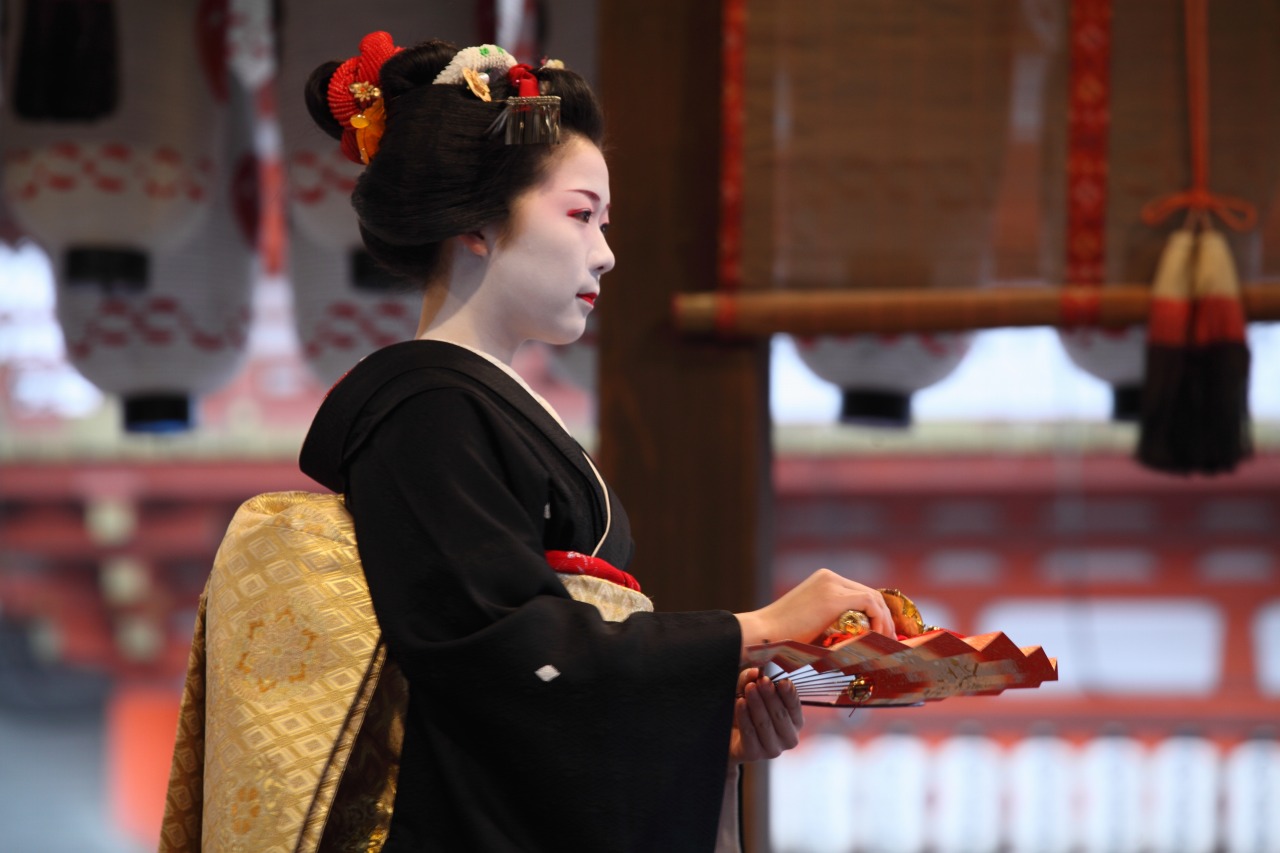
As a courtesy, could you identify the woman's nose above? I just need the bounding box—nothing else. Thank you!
[591,232,615,276]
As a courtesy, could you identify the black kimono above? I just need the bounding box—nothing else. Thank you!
[300,340,742,852]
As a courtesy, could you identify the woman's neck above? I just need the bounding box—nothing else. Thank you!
[417,285,520,366]
[418,326,518,366]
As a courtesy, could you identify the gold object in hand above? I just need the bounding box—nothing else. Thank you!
[878,587,925,637]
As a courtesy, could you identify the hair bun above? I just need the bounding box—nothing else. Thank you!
[304,60,344,141]
[306,36,605,285]
[377,39,462,102]
[303,37,458,145]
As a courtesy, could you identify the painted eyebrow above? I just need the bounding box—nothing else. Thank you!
[567,189,610,212]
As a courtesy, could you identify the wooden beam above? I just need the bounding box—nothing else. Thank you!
[674,283,1280,337]
[596,1,773,849]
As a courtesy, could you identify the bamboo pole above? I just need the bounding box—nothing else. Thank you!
[673,283,1280,336]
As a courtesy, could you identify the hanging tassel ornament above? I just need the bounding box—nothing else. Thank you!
[1188,229,1251,472]
[1136,230,1196,471]
[1135,0,1255,475]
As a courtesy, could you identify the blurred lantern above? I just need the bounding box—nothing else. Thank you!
[769,735,859,853]
[857,730,929,853]
[1224,732,1280,853]
[227,0,276,93]
[1041,0,1280,420]
[1146,733,1220,853]
[99,556,151,607]
[1057,327,1147,420]
[278,0,476,386]
[794,333,971,427]
[0,0,256,431]
[1006,731,1075,853]
[739,1,1017,427]
[0,193,22,247]
[85,497,137,547]
[930,730,1002,853]
[1077,731,1144,853]
[114,614,164,663]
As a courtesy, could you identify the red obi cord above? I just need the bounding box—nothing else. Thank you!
[544,550,642,592]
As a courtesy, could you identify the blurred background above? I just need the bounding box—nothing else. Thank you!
[1,0,1278,851]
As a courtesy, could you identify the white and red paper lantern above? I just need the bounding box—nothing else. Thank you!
[1224,735,1280,853]
[56,77,259,431]
[930,732,1003,853]
[278,0,476,385]
[794,333,972,426]
[1058,327,1147,421]
[1077,733,1145,853]
[857,732,929,853]
[1007,733,1075,853]
[0,0,255,431]
[1146,734,1220,853]
[770,735,860,853]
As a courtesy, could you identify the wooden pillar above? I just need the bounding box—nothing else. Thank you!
[596,2,773,849]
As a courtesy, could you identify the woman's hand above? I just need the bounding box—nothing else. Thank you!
[728,667,804,765]
[735,568,895,657]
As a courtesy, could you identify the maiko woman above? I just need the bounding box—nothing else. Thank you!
[163,31,896,853]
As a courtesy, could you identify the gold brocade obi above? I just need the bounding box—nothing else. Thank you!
[158,491,653,853]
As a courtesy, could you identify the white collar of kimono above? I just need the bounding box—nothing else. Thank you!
[424,338,614,558]
[428,338,571,432]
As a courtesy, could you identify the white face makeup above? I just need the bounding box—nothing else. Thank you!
[418,134,614,363]
[478,135,614,354]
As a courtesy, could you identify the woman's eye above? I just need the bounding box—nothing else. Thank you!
[570,209,592,223]
[599,222,610,235]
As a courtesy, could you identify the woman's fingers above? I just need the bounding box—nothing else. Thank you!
[855,588,895,637]
[731,672,806,764]
[743,680,782,756]
[733,695,758,755]
[822,580,892,638]
[746,677,797,755]
[777,678,804,729]
[764,678,801,750]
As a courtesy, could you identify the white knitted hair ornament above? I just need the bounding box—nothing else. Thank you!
[432,44,517,86]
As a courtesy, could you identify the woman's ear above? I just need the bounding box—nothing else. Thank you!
[457,229,490,258]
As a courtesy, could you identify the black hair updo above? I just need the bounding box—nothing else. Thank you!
[304,39,605,283]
